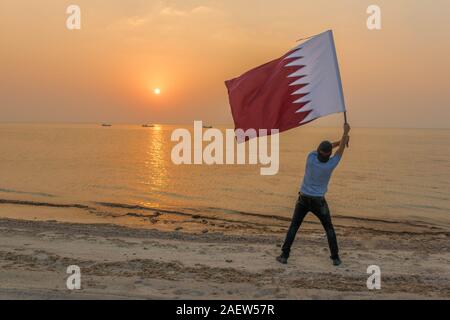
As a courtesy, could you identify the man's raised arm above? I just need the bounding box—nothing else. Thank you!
[334,123,351,157]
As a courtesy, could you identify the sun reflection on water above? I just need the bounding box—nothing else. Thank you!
[140,126,168,208]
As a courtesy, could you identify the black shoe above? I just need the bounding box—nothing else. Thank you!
[276,255,288,265]
[332,257,342,266]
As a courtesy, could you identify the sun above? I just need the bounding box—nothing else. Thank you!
[154,88,161,95]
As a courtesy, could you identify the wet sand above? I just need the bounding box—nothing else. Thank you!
[0,214,449,299]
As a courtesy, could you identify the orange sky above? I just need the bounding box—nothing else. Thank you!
[1,0,449,128]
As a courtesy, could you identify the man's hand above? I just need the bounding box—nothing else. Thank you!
[344,123,351,135]
[343,123,351,147]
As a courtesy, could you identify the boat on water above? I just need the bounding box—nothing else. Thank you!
[142,124,155,128]
[101,124,112,127]
[202,125,213,129]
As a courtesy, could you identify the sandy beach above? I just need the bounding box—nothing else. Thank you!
[0,211,448,300]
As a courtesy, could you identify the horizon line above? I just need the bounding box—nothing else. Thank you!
[0,121,449,130]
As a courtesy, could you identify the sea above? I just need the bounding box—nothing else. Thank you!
[1,123,449,233]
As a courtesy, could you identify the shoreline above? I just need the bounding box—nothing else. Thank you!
[0,216,449,299]
[1,198,448,236]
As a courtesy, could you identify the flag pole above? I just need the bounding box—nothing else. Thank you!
[344,111,349,147]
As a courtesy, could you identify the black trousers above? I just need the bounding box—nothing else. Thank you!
[281,194,339,259]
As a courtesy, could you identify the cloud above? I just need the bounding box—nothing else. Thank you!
[107,14,153,31]
[108,5,219,31]
[159,7,187,17]
[191,6,214,15]
[159,6,215,17]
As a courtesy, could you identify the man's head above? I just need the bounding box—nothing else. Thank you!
[317,141,333,163]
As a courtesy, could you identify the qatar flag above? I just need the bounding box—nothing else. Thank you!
[225,30,346,141]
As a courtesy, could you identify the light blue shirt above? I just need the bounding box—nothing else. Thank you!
[300,151,341,197]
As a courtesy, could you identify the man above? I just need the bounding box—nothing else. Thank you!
[277,123,351,266]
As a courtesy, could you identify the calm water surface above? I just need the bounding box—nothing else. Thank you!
[0,124,449,231]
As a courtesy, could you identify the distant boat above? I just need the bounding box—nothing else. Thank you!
[101,123,112,127]
[203,125,213,129]
[142,124,155,128]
